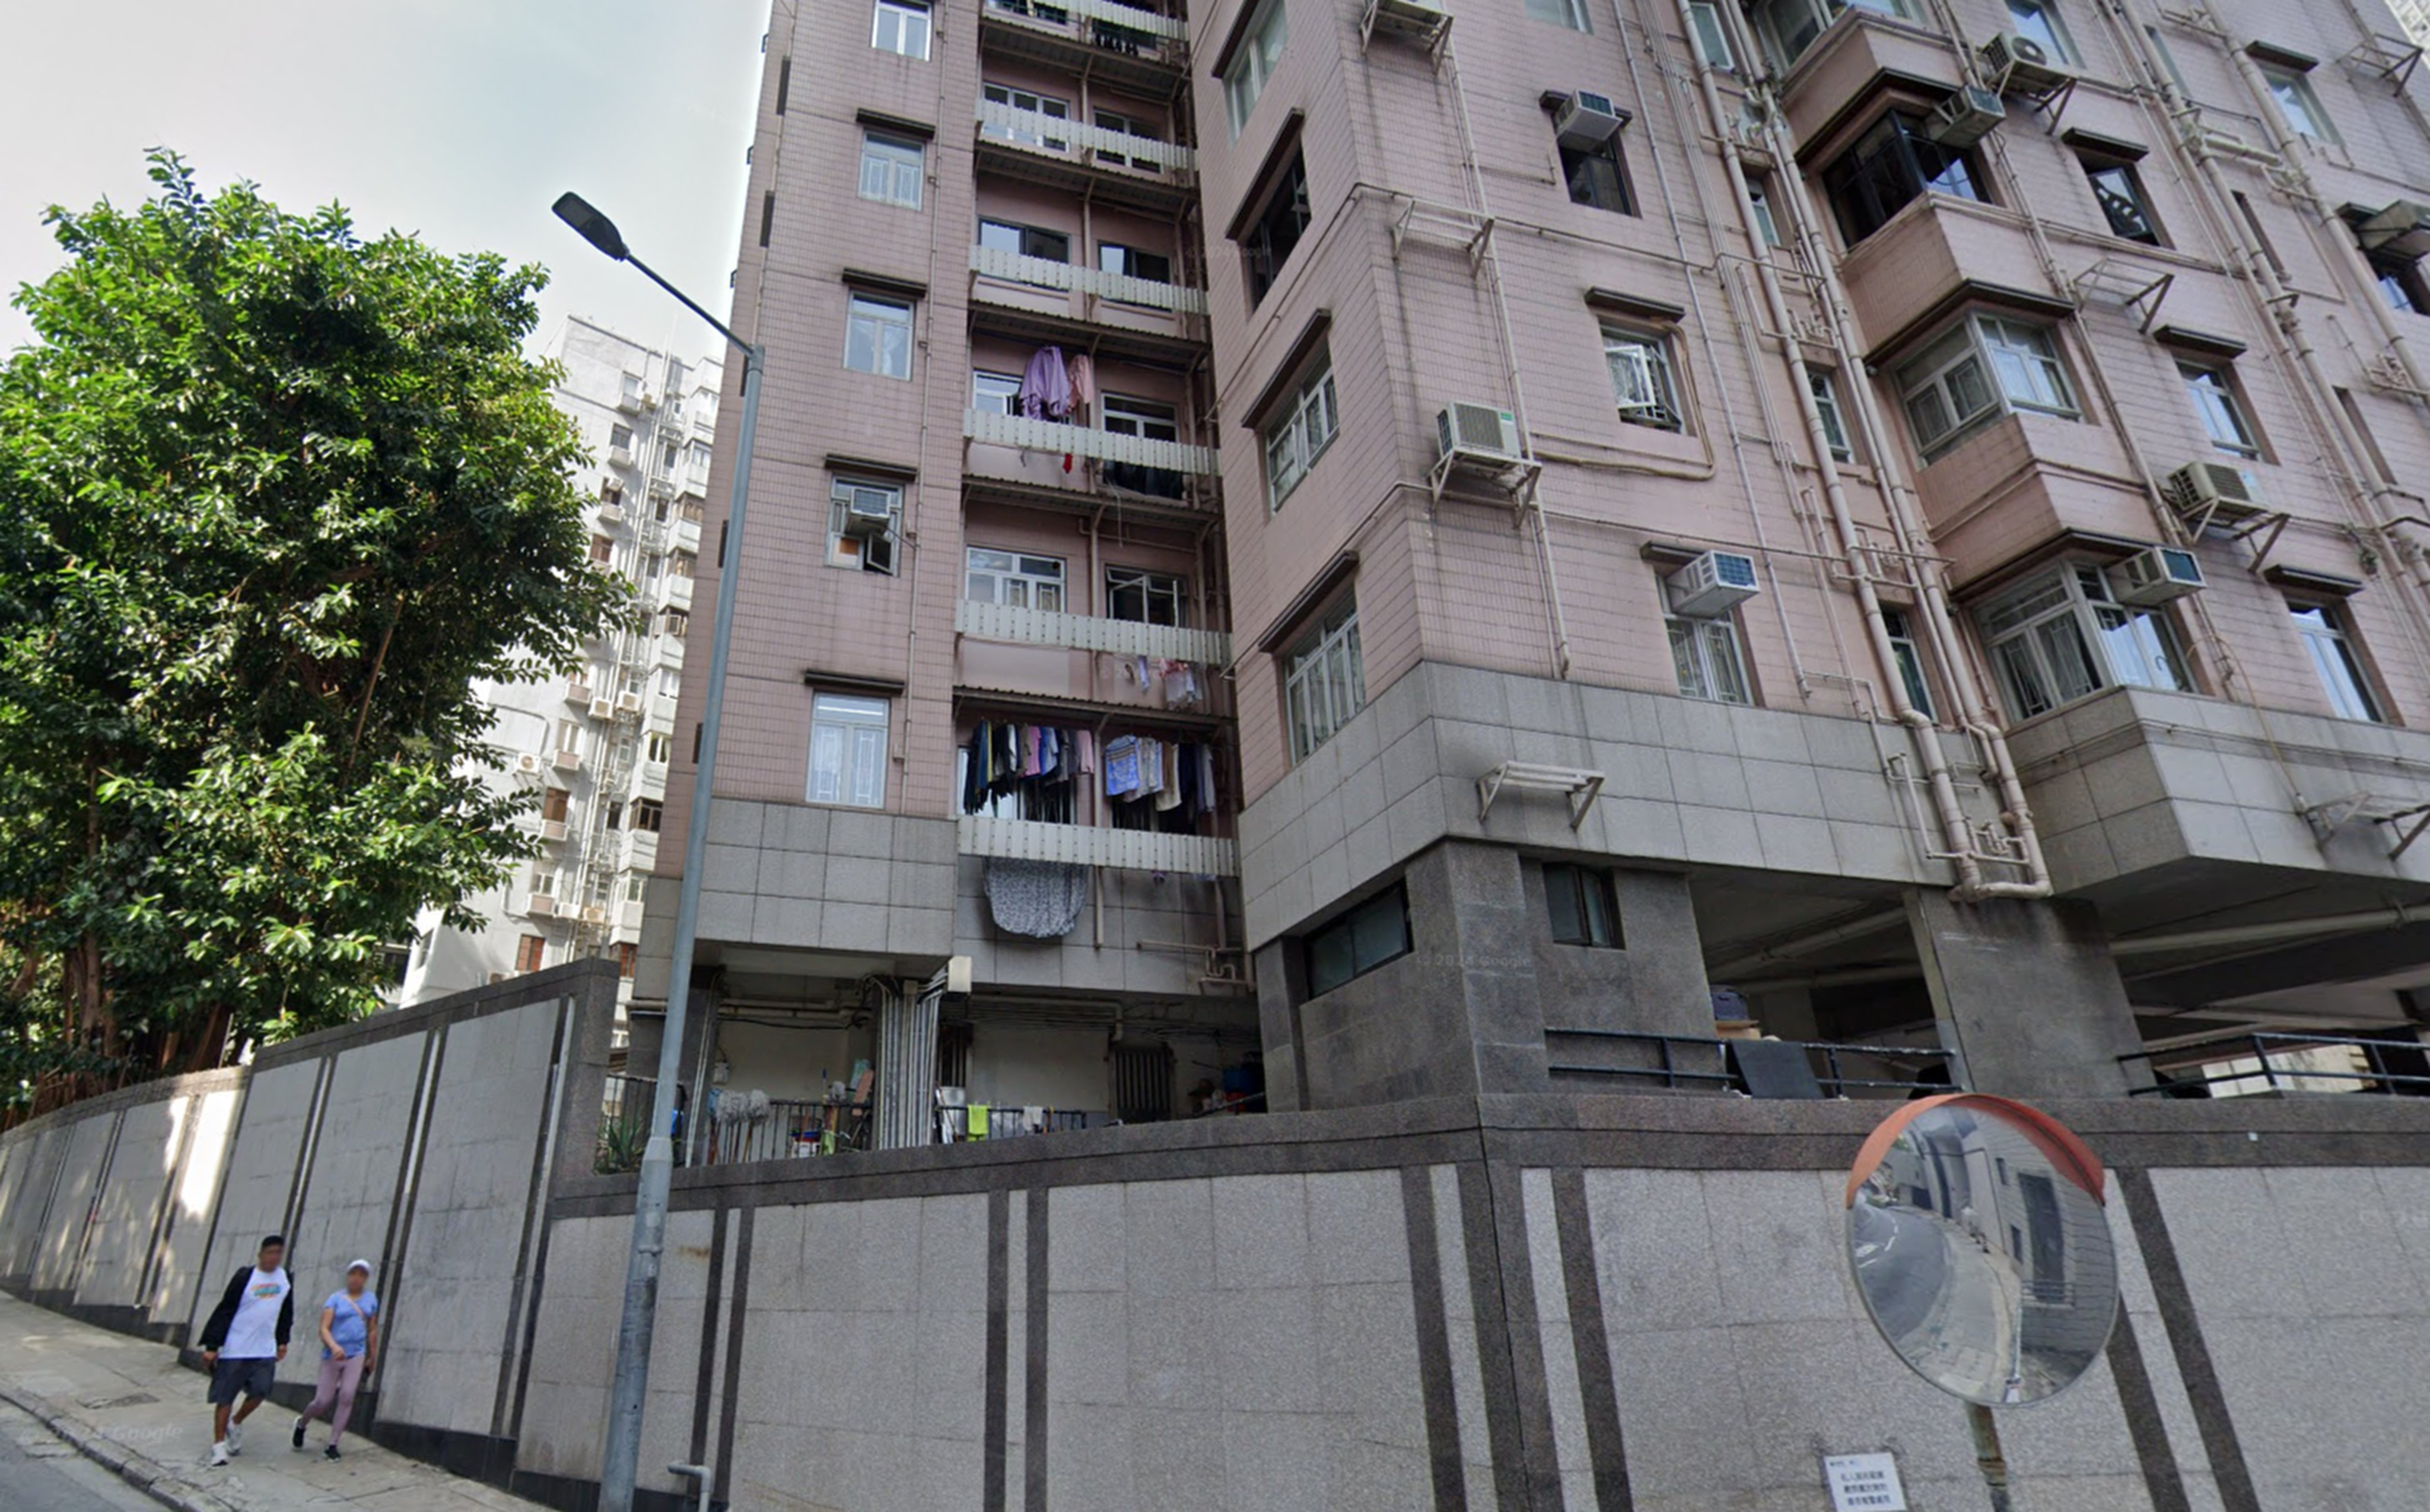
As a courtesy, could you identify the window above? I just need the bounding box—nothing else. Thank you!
[978,218,1071,264]
[1561,138,1634,214]
[1747,180,1783,246]
[1093,109,1163,170]
[2005,0,2076,63]
[1688,0,1736,68]
[615,943,638,980]
[2373,254,2430,314]
[1604,329,1683,430]
[965,547,1067,610]
[809,693,890,808]
[515,935,546,973]
[609,422,634,454]
[1098,242,1174,287]
[1977,564,2191,719]
[1305,885,1411,997]
[982,84,1071,149]
[1668,612,1751,704]
[556,718,583,753]
[1808,369,1853,461]
[1895,314,2076,457]
[873,0,931,56]
[1242,153,1312,306]
[605,800,624,832]
[2181,363,2261,458]
[631,800,664,832]
[1262,361,1338,508]
[1284,595,1365,762]
[973,371,1023,414]
[2289,602,2381,721]
[2082,159,2161,245]
[1822,113,1985,246]
[2260,63,2336,143]
[1223,0,1288,137]
[2145,25,2192,93]
[1107,566,1187,625]
[845,293,914,379]
[860,131,924,208]
[661,609,688,642]
[829,478,902,575]
[1102,393,1179,442]
[1881,605,1935,717]
[1748,0,1908,68]
[668,550,696,580]
[645,731,672,765]
[542,787,571,823]
[1545,865,1621,947]
[1525,0,1591,30]
[600,480,624,510]
[589,534,614,565]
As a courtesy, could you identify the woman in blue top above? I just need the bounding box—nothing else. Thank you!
[290,1260,379,1460]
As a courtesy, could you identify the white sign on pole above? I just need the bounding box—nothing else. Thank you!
[1822,1452,1908,1511]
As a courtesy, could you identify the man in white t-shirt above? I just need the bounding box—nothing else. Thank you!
[197,1235,293,1468]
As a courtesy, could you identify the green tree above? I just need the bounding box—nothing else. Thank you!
[0,153,625,1109]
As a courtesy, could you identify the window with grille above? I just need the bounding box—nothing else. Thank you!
[808,693,890,808]
[860,131,924,208]
[1284,594,1365,762]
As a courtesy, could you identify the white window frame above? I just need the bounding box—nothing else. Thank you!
[845,292,915,380]
[1107,565,1188,626]
[2004,0,2077,64]
[983,83,1071,149]
[1749,0,1909,68]
[1262,362,1338,510]
[1101,393,1179,441]
[2260,63,2337,143]
[2289,601,2381,722]
[1223,0,1288,138]
[972,371,1023,414]
[1880,604,1935,717]
[1284,596,1365,762]
[1977,564,2192,720]
[1809,368,1853,461]
[1667,612,1751,704]
[964,546,1068,610]
[1747,180,1782,245]
[644,731,672,765]
[808,693,890,809]
[873,0,931,56]
[858,130,924,208]
[1524,0,1592,31]
[1092,108,1163,171]
[1604,327,1684,431]
[1688,0,1736,68]
[828,478,903,575]
[1897,313,2076,457]
[2181,362,2260,458]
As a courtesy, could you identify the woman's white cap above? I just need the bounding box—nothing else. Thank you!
[345,1259,374,1276]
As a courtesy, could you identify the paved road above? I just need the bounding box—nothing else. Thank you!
[0,1399,160,1512]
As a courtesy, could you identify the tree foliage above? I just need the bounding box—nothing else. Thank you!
[0,153,625,1107]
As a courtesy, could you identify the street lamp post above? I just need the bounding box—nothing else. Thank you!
[552,192,763,1512]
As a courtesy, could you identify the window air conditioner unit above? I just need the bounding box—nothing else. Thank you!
[2164,460,2269,527]
[540,820,568,843]
[2111,546,2205,605]
[616,383,647,413]
[1929,87,2006,148]
[1666,550,1761,617]
[527,894,558,918]
[616,690,644,715]
[1980,33,2072,94]
[839,485,895,536]
[514,752,544,775]
[2357,200,2430,259]
[599,502,626,526]
[1554,90,1630,149]
[581,905,608,924]
[1435,403,1525,465]
[588,697,618,722]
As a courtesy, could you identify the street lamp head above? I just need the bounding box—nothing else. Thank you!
[552,193,629,262]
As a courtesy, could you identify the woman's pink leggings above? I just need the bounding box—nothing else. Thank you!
[303,1354,364,1444]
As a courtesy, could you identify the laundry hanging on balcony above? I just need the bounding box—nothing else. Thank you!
[962,718,1092,820]
[986,857,1090,937]
[1019,345,1071,421]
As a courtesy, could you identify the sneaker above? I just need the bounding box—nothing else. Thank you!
[292,1416,308,1450]
[324,1444,342,1462]
[225,1420,243,1455]
[209,1442,231,1468]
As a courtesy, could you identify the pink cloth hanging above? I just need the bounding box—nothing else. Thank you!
[1067,352,1096,416]
[1076,730,1096,775]
[1019,346,1070,421]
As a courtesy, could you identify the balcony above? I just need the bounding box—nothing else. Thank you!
[963,408,1213,475]
[1839,195,2064,354]
[968,245,1207,361]
[974,102,1194,214]
[956,599,1229,664]
[661,575,695,611]
[959,815,1238,876]
[673,518,703,555]
[977,0,1187,93]
[962,408,1217,525]
[1779,11,1960,146]
[607,444,635,470]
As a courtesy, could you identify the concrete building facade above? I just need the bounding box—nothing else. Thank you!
[650,0,2430,1121]
[402,317,722,1033]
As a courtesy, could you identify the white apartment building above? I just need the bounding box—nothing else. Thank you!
[399,316,721,1026]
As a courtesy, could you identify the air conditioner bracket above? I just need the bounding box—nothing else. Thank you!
[1477,761,1604,830]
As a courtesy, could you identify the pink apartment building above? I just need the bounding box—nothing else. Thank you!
[636,0,2430,1126]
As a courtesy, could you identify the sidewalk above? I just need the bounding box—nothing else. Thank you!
[0,1294,547,1512]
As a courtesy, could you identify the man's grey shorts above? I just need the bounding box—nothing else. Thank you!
[206,1356,275,1405]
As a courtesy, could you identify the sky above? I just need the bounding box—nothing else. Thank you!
[1,0,771,368]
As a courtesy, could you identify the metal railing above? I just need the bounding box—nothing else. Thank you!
[2123,1030,2430,1097]
[597,1072,655,1173]
[1545,1029,1960,1098]
[702,1090,872,1164]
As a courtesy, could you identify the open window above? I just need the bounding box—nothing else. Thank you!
[828,476,902,575]
[1975,562,2192,720]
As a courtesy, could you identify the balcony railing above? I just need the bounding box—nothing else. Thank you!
[956,600,1230,664]
[975,100,1195,176]
[2123,1031,2430,1097]
[959,816,1238,876]
[1545,1028,1960,1099]
[969,244,1208,315]
[963,408,1216,473]
[982,0,1188,63]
